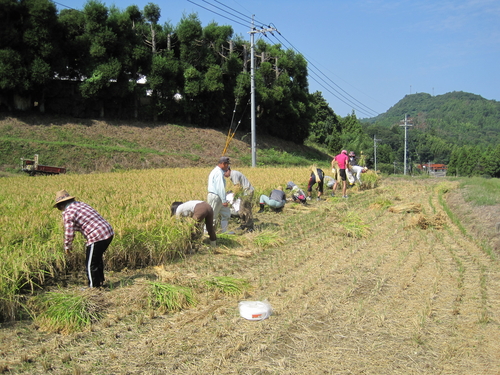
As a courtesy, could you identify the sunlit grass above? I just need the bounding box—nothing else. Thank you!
[0,166,351,321]
[31,290,102,334]
[148,282,197,313]
[459,177,500,206]
[203,276,250,296]
[252,230,286,248]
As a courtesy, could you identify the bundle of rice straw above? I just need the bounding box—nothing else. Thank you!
[388,203,422,213]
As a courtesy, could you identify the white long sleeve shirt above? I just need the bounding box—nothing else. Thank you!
[207,166,227,203]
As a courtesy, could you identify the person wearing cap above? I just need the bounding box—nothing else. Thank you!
[306,166,325,201]
[285,181,307,204]
[54,190,114,288]
[170,201,217,247]
[224,167,255,232]
[258,186,287,213]
[332,150,349,198]
[207,156,232,233]
[347,151,366,185]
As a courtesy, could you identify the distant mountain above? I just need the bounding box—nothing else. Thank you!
[363,91,500,147]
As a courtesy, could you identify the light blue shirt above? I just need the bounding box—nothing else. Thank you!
[207,166,227,203]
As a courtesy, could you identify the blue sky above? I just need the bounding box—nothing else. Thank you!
[54,0,500,118]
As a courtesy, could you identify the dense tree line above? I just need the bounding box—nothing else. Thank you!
[0,0,312,143]
[1,1,498,175]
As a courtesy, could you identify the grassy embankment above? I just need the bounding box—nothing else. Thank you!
[0,115,331,175]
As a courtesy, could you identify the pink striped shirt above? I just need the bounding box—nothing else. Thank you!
[62,201,114,251]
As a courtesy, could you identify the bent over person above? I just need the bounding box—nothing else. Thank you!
[307,167,325,201]
[224,167,254,231]
[171,200,217,247]
[54,190,114,288]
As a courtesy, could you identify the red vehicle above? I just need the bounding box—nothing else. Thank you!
[21,154,66,176]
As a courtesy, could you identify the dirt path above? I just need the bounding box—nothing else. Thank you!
[2,178,500,374]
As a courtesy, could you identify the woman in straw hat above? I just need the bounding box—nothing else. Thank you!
[54,190,114,288]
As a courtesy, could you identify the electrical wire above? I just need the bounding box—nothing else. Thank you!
[189,0,380,118]
[187,0,250,28]
[268,29,379,117]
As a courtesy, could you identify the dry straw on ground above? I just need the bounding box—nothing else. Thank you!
[388,202,423,213]
[1,176,500,374]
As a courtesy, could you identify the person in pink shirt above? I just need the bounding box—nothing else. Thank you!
[332,150,350,198]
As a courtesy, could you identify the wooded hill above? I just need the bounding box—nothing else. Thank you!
[364,91,500,147]
[354,92,500,177]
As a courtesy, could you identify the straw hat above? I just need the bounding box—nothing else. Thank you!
[54,190,75,208]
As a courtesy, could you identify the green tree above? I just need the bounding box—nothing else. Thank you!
[0,0,62,110]
[484,144,500,178]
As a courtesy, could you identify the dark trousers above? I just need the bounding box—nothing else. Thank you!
[193,201,217,241]
[85,236,113,288]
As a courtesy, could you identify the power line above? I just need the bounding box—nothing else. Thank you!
[189,0,380,118]
[268,30,379,117]
[186,0,249,28]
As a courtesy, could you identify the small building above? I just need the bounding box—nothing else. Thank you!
[417,163,447,176]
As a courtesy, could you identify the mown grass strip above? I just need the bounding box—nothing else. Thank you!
[437,182,496,261]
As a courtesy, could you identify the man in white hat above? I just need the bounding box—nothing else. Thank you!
[54,190,114,288]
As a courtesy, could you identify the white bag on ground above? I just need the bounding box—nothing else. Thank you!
[238,300,272,321]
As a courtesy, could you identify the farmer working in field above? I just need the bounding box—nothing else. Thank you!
[286,181,307,204]
[224,167,254,232]
[306,166,325,201]
[332,150,349,198]
[347,151,368,186]
[171,201,217,247]
[54,190,114,288]
[207,156,232,233]
[323,175,337,196]
[258,186,287,213]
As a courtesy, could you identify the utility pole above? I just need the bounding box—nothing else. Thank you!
[373,135,382,172]
[399,114,413,175]
[248,17,276,167]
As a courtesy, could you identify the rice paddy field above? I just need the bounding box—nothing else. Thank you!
[1,170,500,374]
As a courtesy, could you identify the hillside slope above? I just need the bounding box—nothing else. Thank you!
[363,91,500,147]
[0,114,331,174]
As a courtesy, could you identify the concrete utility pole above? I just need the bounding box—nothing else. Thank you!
[399,114,413,175]
[248,16,276,167]
[373,135,382,172]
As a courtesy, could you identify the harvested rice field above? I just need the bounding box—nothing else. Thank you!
[1,176,500,374]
